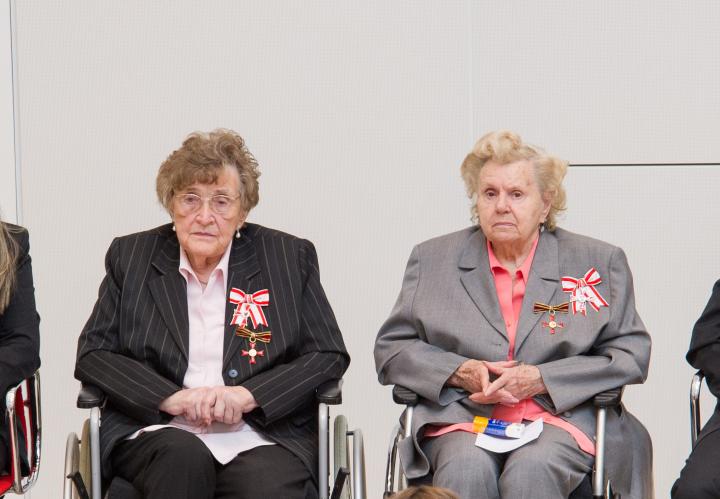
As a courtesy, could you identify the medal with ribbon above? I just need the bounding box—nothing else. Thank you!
[561,268,609,315]
[533,301,569,334]
[236,326,272,364]
[228,288,270,329]
[228,288,272,364]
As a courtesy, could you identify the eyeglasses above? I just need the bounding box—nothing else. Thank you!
[174,193,240,216]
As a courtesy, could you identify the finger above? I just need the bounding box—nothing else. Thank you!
[469,391,517,406]
[213,396,226,423]
[195,399,204,423]
[484,374,508,396]
[496,388,519,405]
[479,365,490,391]
[493,360,519,370]
[187,402,198,422]
[484,364,505,375]
[468,392,488,404]
[202,391,216,425]
[484,360,507,372]
[224,403,235,425]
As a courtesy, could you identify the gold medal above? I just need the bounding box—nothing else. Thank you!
[236,326,272,364]
[533,302,569,334]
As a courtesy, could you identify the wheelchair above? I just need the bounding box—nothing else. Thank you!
[384,385,622,499]
[0,371,41,496]
[63,379,365,499]
[690,370,707,446]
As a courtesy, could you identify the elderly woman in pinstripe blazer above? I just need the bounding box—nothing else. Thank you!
[75,129,349,499]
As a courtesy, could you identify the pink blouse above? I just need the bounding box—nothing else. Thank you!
[425,234,595,456]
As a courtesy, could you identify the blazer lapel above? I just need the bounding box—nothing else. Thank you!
[514,230,561,355]
[148,235,190,361]
[459,230,508,340]
[222,233,262,370]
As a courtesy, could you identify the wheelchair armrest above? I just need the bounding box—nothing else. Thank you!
[77,384,106,409]
[691,371,705,403]
[593,387,623,408]
[4,380,23,410]
[316,379,342,405]
[392,385,419,406]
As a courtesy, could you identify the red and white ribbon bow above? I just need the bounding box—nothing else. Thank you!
[561,268,609,315]
[228,288,270,329]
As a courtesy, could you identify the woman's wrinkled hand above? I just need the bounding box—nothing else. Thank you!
[159,386,259,426]
[449,359,520,406]
[479,363,547,401]
[159,387,217,426]
[211,386,258,425]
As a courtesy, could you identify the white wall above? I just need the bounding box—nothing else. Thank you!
[9,1,720,497]
[1,0,17,223]
[563,166,720,496]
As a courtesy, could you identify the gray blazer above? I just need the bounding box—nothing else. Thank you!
[375,226,653,498]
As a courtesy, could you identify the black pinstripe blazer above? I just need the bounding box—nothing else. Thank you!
[75,223,349,481]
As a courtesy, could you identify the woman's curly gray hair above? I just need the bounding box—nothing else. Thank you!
[156,129,260,215]
[460,130,567,230]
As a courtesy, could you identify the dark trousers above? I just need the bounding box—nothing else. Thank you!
[672,428,720,499]
[111,427,313,499]
[0,437,7,475]
[0,435,7,499]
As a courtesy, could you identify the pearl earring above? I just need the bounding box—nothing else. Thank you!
[235,228,241,239]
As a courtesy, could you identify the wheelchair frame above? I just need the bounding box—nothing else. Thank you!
[384,385,622,499]
[690,371,704,447]
[64,379,365,499]
[1,370,41,495]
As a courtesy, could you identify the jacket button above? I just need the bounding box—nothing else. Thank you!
[563,411,572,418]
[228,369,239,379]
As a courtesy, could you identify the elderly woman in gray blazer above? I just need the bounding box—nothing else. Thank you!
[374,130,652,499]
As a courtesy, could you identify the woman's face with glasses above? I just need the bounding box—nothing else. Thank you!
[171,165,246,270]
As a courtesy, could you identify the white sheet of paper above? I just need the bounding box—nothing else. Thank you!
[474,418,544,453]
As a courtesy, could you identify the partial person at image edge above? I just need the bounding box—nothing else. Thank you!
[672,279,720,499]
[0,220,41,477]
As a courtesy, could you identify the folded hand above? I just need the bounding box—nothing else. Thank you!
[480,363,547,401]
[211,386,258,425]
[159,386,258,426]
[449,359,520,406]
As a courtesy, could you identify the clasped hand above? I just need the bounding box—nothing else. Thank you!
[159,386,258,427]
[450,359,547,406]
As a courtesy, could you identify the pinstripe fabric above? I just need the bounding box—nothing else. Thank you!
[75,223,349,482]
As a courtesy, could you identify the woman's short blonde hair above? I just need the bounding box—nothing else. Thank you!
[390,485,459,499]
[460,130,567,231]
[156,129,260,215]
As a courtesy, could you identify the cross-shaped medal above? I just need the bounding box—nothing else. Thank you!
[236,326,272,365]
[241,341,265,364]
[533,301,570,334]
[542,312,564,334]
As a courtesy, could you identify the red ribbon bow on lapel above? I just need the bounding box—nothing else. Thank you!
[228,288,270,329]
[561,268,609,315]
